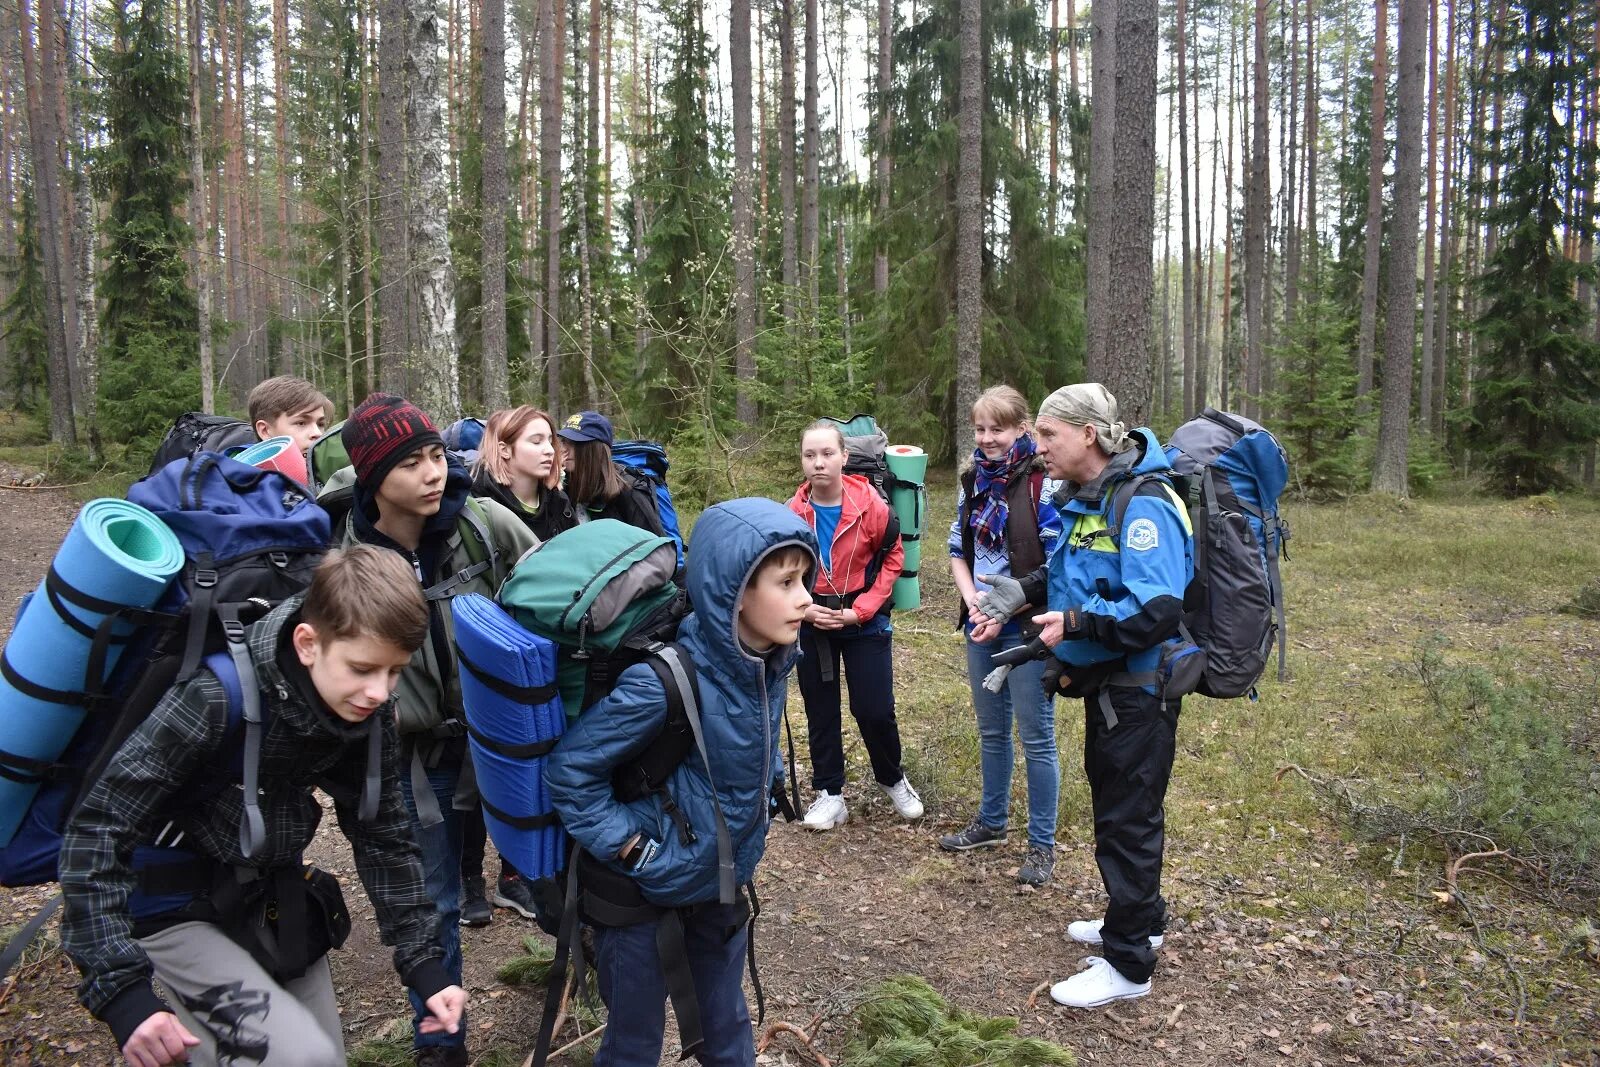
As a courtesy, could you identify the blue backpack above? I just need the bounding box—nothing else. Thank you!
[613,439,686,567]
[1154,408,1290,697]
[0,454,328,974]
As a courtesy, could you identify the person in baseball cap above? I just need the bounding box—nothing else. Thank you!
[556,409,615,447]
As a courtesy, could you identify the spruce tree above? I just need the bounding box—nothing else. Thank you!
[95,0,199,454]
[1467,0,1600,494]
[2,181,48,412]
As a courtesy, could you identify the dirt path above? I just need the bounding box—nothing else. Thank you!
[0,480,1591,1065]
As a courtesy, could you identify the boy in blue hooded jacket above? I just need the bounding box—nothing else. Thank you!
[546,498,818,1067]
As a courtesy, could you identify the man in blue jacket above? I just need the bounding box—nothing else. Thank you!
[974,383,1194,1010]
[546,498,818,1066]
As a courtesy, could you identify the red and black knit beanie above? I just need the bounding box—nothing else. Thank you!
[342,393,445,489]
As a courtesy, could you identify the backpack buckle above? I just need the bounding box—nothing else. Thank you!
[222,618,247,644]
[268,552,289,568]
[195,568,218,589]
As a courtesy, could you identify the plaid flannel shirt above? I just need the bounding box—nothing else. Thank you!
[58,598,446,1043]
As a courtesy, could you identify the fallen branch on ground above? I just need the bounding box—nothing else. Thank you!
[756,1019,832,1066]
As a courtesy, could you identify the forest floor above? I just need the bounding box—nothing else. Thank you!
[1,448,1598,1066]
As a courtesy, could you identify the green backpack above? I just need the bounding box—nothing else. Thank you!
[308,421,349,494]
[498,519,686,718]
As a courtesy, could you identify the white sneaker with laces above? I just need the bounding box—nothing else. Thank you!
[802,790,848,830]
[881,777,924,820]
[1049,956,1152,1008]
[1066,918,1165,949]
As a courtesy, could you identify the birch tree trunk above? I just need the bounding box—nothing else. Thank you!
[406,0,461,417]
[188,0,215,411]
[377,0,410,392]
[1418,0,1438,428]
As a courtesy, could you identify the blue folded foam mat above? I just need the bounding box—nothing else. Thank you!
[0,499,185,845]
[451,594,567,879]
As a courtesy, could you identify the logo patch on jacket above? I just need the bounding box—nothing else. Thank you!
[1126,518,1159,551]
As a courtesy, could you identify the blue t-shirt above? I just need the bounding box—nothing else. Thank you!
[813,503,842,573]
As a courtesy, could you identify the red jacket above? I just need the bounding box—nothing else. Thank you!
[787,475,904,620]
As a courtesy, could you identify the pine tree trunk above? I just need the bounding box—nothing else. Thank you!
[1176,0,1194,416]
[1430,0,1456,437]
[360,0,377,399]
[1242,0,1268,421]
[273,0,294,373]
[1160,98,1173,416]
[1372,0,1427,496]
[574,0,596,409]
[188,0,215,411]
[955,0,981,444]
[802,0,820,332]
[481,0,508,408]
[0,36,14,383]
[42,0,80,394]
[17,0,75,443]
[834,0,850,374]
[1301,0,1317,291]
[1102,0,1155,422]
[732,0,757,430]
[1356,0,1387,407]
[378,0,410,393]
[874,0,890,294]
[779,0,798,329]
[1282,0,1301,345]
[630,0,648,363]
[541,0,563,410]
[1418,0,1438,428]
[1085,0,1116,376]
[66,0,97,427]
[407,0,461,417]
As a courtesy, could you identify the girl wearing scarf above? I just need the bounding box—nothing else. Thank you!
[939,385,1064,886]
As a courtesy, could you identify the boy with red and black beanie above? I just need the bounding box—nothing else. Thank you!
[321,393,537,1067]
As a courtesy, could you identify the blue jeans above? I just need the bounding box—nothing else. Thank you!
[965,630,1059,849]
[592,903,755,1067]
[400,750,466,1049]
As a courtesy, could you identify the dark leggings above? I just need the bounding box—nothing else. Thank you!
[796,616,905,794]
[460,805,515,881]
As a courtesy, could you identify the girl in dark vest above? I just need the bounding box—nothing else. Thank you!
[558,411,665,535]
[939,385,1064,886]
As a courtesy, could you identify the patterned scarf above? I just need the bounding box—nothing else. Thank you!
[970,434,1036,552]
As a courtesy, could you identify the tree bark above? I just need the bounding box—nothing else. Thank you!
[65,0,97,426]
[1085,0,1116,376]
[1102,0,1155,423]
[481,0,509,409]
[541,0,563,410]
[1372,0,1427,496]
[630,0,648,364]
[1301,0,1318,290]
[1176,0,1194,416]
[1242,0,1268,421]
[407,0,461,417]
[574,0,596,409]
[378,0,409,393]
[1418,0,1438,428]
[1048,0,1059,234]
[1430,0,1456,437]
[273,0,294,373]
[732,0,757,430]
[17,0,74,443]
[955,0,981,444]
[1356,0,1387,407]
[874,0,891,295]
[187,0,215,411]
[778,0,798,328]
[802,0,820,331]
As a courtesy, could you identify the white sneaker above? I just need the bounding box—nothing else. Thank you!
[881,777,924,820]
[1066,918,1165,949]
[1049,956,1152,1008]
[802,791,848,830]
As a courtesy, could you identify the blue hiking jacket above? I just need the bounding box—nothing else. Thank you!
[546,498,819,907]
[1048,428,1195,679]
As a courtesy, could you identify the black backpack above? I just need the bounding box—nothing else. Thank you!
[148,412,257,475]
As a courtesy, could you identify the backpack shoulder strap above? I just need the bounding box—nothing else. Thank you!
[423,499,498,600]
[643,644,734,907]
[205,604,269,860]
[1107,472,1182,546]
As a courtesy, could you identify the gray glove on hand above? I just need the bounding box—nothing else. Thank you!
[975,574,1028,622]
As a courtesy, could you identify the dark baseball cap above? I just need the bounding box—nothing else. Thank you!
[557,410,614,446]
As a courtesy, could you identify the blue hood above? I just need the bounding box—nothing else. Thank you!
[678,498,819,688]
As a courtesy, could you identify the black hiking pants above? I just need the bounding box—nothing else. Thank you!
[1083,685,1178,984]
[797,615,905,794]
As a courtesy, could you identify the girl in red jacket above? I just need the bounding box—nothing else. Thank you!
[787,421,923,830]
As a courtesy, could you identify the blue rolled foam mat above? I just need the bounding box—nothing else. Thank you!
[0,499,186,845]
[451,594,567,879]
